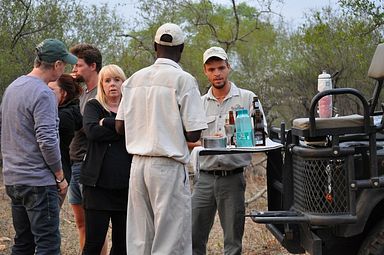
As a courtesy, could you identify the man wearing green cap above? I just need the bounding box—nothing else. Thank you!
[1,38,77,254]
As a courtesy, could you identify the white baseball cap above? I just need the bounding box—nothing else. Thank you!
[154,23,185,46]
[203,46,228,64]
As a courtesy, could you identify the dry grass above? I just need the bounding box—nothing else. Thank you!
[0,155,305,254]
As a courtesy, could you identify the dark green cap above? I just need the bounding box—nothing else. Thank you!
[35,39,78,64]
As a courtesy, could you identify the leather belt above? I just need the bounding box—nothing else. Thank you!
[200,168,243,177]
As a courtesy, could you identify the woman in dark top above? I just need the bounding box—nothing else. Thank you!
[80,64,132,255]
[48,74,82,206]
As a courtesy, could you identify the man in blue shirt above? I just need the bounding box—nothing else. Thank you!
[1,38,77,255]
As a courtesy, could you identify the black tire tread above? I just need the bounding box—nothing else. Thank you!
[358,219,384,255]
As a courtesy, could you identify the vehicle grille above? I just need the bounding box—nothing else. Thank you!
[292,154,350,214]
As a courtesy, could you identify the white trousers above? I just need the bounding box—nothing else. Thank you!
[127,155,192,255]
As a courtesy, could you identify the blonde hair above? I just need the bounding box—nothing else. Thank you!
[96,64,126,112]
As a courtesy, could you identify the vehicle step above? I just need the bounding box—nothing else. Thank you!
[247,210,309,223]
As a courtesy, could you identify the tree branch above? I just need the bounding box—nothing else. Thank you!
[245,187,267,207]
[116,33,155,59]
[12,0,32,49]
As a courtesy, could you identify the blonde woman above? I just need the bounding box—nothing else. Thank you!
[80,65,132,254]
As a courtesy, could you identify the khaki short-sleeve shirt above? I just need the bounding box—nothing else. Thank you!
[116,58,207,164]
[199,82,267,170]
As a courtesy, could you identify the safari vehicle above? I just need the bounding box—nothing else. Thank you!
[250,43,384,255]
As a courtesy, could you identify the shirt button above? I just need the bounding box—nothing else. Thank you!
[219,115,222,118]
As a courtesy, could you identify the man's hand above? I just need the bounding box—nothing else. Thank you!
[57,179,68,196]
[211,132,224,137]
[55,170,68,195]
[187,140,202,150]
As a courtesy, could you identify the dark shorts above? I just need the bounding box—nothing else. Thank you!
[68,161,83,204]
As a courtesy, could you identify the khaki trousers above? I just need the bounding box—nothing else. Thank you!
[127,155,192,255]
[192,171,246,255]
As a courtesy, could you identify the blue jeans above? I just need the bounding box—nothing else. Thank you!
[6,185,61,255]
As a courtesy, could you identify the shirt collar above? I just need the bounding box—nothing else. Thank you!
[154,58,182,69]
[85,86,96,94]
[206,81,240,101]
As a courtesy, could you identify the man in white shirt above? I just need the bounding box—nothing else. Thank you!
[116,23,207,255]
[190,46,267,255]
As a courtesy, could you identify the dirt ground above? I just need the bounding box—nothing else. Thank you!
[0,155,304,255]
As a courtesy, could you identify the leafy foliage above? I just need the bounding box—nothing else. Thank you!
[0,0,383,128]
[280,5,382,124]
[0,0,126,95]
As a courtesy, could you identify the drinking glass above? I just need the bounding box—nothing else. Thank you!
[224,124,235,147]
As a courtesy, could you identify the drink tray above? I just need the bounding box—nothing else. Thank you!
[198,138,283,156]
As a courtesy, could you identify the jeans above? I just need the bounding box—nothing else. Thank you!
[6,185,61,255]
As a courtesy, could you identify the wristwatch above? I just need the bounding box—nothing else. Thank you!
[56,176,65,183]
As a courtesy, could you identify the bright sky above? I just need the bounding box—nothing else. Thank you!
[84,0,339,27]
[274,0,338,26]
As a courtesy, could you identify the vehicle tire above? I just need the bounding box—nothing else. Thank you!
[358,219,384,255]
[315,229,361,255]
